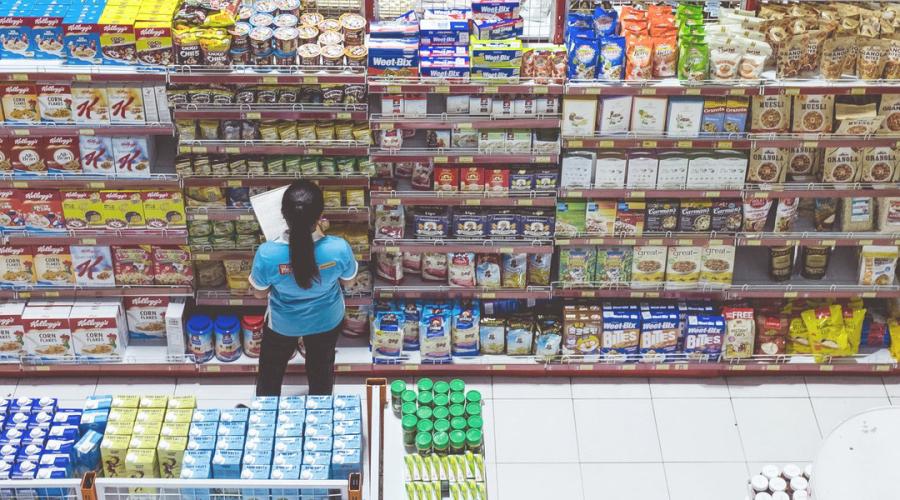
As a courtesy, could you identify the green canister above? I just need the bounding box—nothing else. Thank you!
[391,380,406,412]
[417,378,434,393]
[434,419,451,434]
[415,432,432,455]
[466,402,482,418]
[450,416,467,432]
[449,430,466,454]
[402,415,418,447]
[433,431,449,456]
[449,379,465,393]
[467,415,483,432]
[449,404,465,419]
[466,390,482,405]
[449,392,466,405]
[434,381,450,396]
[417,391,434,408]
[401,390,417,406]
[432,406,450,420]
[466,429,483,454]
[401,402,418,417]
[415,406,433,422]
[433,393,449,408]
[416,419,434,435]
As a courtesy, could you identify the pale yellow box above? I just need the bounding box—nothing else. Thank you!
[131,420,162,436]
[140,395,169,409]
[112,395,140,409]
[101,434,131,478]
[157,436,187,479]
[160,422,190,437]
[136,408,165,424]
[103,421,134,436]
[129,434,160,450]
[164,409,193,424]
[167,396,196,410]
[108,408,138,425]
[125,448,159,479]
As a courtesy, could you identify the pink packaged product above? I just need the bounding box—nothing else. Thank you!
[111,136,152,178]
[0,302,25,359]
[69,303,127,359]
[124,296,168,341]
[79,136,115,175]
[21,305,74,360]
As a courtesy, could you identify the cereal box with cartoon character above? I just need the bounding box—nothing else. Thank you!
[152,246,193,286]
[22,190,65,231]
[33,244,74,286]
[0,246,34,286]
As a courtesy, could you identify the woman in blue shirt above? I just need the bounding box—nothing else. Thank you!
[249,180,357,396]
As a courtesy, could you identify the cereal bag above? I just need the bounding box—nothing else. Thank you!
[419,304,452,363]
[451,301,480,356]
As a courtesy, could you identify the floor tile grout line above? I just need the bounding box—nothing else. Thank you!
[649,395,674,500]
[727,394,751,469]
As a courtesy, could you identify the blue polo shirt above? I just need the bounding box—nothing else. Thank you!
[249,235,357,336]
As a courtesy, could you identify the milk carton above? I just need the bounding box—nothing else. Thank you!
[21,305,74,361]
[69,304,127,359]
[0,302,25,359]
[211,449,242,479]
[157,435,186,478]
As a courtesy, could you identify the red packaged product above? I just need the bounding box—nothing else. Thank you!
[0,189,24,230]
[0,137,11,173]
[11,136,46,175]
[21,189,65,231]
[152,245,193,286]
[485,168,509,192]
[44,136,81,174]
[459,167,484,191]
[433,167,459,191]
[112,245,154,285]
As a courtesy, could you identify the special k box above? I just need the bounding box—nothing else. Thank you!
[70,304,127,359]
[111,137,151,178]
[21,305,74,360]
[79,136,115,175]
[0,189,24,230]
[0,246,34,286]
[108,85,145,123]
[0,302,25,359]
[72,85,110,124]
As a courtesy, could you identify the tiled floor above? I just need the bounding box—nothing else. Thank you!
[11,375,898,500]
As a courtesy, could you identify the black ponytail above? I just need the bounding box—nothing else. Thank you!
[281,180,324,289]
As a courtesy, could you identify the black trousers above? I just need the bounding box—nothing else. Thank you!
[256,322,341,397]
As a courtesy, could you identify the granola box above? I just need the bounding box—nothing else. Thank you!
[101,191,145,229]
[152,246,193,286]
[142,191,185,229]
[21,305,74,361]
[22,189,65,231]
[62,191,104,230]
[33,244,74,286]
[69,304,126,359]
[112,245,154,286]
[0,246,34,286]
[45,136,81,174]
[37,85,73,123]
[0,302,25,359]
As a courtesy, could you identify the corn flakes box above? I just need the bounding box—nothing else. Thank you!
[142,191,185,229]
[37,85,73,123]
[101,191,145,229]
[21,305,74,361]
[0,246,34,286]
[72,86,110,124]
[108,86,145,123]
[33,244,74,286]
[62,191,104,230]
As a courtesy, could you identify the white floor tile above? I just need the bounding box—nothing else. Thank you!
[665,462,748,500]
[649,377,730,398]
[175,376,256,399]
[574,399,661,462]
[486,462,499,500]
[0,378,16,398]
[732,398,822,463]
[727,377,808,398]
[482,400,498,464]
[492,377,571,399]
[496,463,583,500]
[581,463,669,500]
[811,397,891,436]
[493,399,579,463]
[804,376,887,398]
[654,399,743,462]
[96,377,176,395]
[572,378,651,399]
[882,376,900,397]
[16,377,95,399]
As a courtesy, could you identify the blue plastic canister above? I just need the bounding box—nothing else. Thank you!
[186,314,214,363]
[214,315,243,362]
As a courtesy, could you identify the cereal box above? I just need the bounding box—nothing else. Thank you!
[108,86,145,123]
[0,137,11,172]
[0,189,24,230]
[124,296,168,340]
[0,246,34,286]
[11,137,46,176]
[723,307,755,359]
[63,23,102,65]
[0,302,25,358]
[99,24,136,65]
[112,245,153,286]
[32,16,65,60]
[101,191,145,229]
[62,191,104,230]
[142,191,184,229]
[21,305,74,360]
[135,23,173,66]
[37,85,73,123]
[72,86,110,124]
[2,85,39,123]
[22,190,65,231]
[45,136,81,174]
[79,136,115,175]
[0,16,33,60]
[152,246,193,286]
[33,245,73,286]
[111,137,151,178]
[69,304,126,359]
[70,246,115,287]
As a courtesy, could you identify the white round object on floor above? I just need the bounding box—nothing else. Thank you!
[812,406,900,500]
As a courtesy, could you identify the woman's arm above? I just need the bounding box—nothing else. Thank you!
[250,286,269,300]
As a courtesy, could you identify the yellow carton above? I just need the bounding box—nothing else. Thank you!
[139,395,169,409]
[164,409,193,424]
[101,191,145,229]
[125,448,158,479]
[103,421,135,436]
[108,408,138,425]
[141,191,185,229]
[167,396,196,410]
[129,434,160,450]
[112,395,140,409]
[61,191,104,229]
[160,422,190,437]
[131,420,162,436]
[135,408,165,424]
[101,434,131,478]
[157,436,187,478]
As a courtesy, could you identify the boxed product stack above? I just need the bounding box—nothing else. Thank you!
[470,0,523,79]
[419,9,470,78]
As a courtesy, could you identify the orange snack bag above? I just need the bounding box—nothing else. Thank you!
[626,36,654,80]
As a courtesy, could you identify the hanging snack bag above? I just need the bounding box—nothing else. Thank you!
[651,35,677,78]
[567,31,599,80]
[421,253,448,282]
[479,316,506,354]
[801,305,849,361]
[558,246,596,284]
[374,205,403,239]
[506,315,534,356]
[722,307,755,359]
[527,253,551,286]
[451,300,480,356]
[592,6,618,38]
[372,310,403,362]
[625,36,654,80]
[535,314,562,358]
[501,253,527,289]
[599,36,626,80]
[755,312,788,355]
[678,40,708,81]
[419,304,452,363]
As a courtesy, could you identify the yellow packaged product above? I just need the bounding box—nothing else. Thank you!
[103,421,134,436]
[157,436,187,478]
[167,396,196,410]
[131,420,162,436]
[101,191,145,229]
[140,395,169,408]
[802,304,848,361]
[142,191,186,229]
[62,191,104,229]
[322,189,342,208]
[135,408,165,424]
[160,422,190,437]
[223,259,251,292]
[787,317,811,354]
[125,448,158,479]
[845,307,866,355]
[108,408,138,424]
[101,434,131,477]
[164,408,193,423]
[129,434,160,450]
[111,394,140,408]
[890,319,900,361]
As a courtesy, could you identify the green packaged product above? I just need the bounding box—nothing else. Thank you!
[595,246,633,285]
[555,199,587,236]
[678,41,709,81]
[417,378,434,393]
[433,406,450,420]
[300,157,319,175]
[319,157,336,175]
[265,157,285,174]
[558,246,597,284]
[402,415,417,446]
[336,157,356,174]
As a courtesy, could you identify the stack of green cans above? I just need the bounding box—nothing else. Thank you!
[391,378,484,457]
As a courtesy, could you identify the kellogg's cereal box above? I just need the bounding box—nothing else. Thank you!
[21,305,74,360]
[0,16,34,60]
[71,246,115,287]
[0,302,25,358]
[72,85,110,124]
[124,296,168,340]
[64,24,103,65]
[37,84,73,123]
[22,190,65,231]
[45,136,81,174]
[108,86,145,123]
[62,191,104,229]
[33,244,74,286]
[142,191,185,229]
[70,304,127,359]
[0,137,11,172]
[111,137,151,178]
[135,22,173,66]
[99,24,136,66]
[0,189,24,230]
[2,85,39,123]
[79,136,115,175]
[112,245,153,285]
[32,16,65,59]
[101,191,145,229]
[0,246,34,286]
[12,137,46,176]
[152,246,193,286]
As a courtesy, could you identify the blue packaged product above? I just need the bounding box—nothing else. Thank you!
[567,30,598,79]
[251,396,279,412]
[7,412,30,427]
[52,411,82,426]
[302,451,331,466]
[274,437,303,454]
[302,436,332,453]
[36,465,68,480]
[639,310,681,361]
[330,449,361,479]
[486,210,520,238]
[521,210,555,238]
[18,441,43,461]
[63,23,102,64]
[601,309,641,355]
[599,36,626,80]
[270,463,301,479]
[44,439,74,456]
[47,426,79,441]
[472,17,523,40]
[187,435,216,451]
[11,459,38,479]
[246,422,275,439]
[39,453,71,475]
[32,410,55,427]
[217,420,246,437]
[451,300,480,356]
[419,19,468,46]
[333,420,361,436]
[276,410,305,426]
[472,0,521,19]
[332,434,361,450]
[332,407,361,422]
[0,17,33,60]
[419,46,468,59]
[275,421,304,438]
[300,463,329,480]
[191,409,220,423]
[367,39,418,77]
[79,409,108,435]
[214,436,245,452]
[242,449,272,467]
[305,396,332,410]
[277,396,305,412]
[32,16,65,59]
[419,303,452,363]
[332,395,360,410]
[509,170,534,191]
[83,395,112,411]
[272,449,303,467]
[592,6,618,37]
[241,464,270,480]
[684,315,726,358]
[303,422,333,438]
[189,421,218,438]
[420,57,470,78]
[214,314,242,362]
[0,460,8,479]
[186,314,214,363]
[400,302,420,351]
[211,449,243,479]
[219,407,249,422]
[373,310,403,361]
[243,437,273,453]
[0,444,17,457]
[452,209,486,238]
[369,20,419,39]
[471,66,519,79]
[248,411,277,427]
[73,430,101,476]
[182,449,212,467]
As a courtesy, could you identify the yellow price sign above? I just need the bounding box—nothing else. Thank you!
[88,182,106,189]
[74,74,92,81]
[588,239,605,245]
[458,156,474,163]
[238,214,256,221]
[194,253,210,261]
[677,141,693,148]
[745,240,762,246]
[598,140,614,148]
[225,147,240,154]
[384,198,400,206]
[819,365,834,372]
[12,181,27,188]
[192,146,208,153]
[481,293,496,299]
[580,291,596,298]
[556,239,570,245]
[685,88,701,95]
[567,140,583,148]
[803,141,818,148]
[482,86,498,94]
[584,87,602,95]
[850,88,866,95]
[628,191,646,198]
[464,199,481,206]
[386,86,402,94]
[336,112,351,120]
[402,365,420,371]
[307,148,322,155]
[516,199,533,206]
[491,365,507,371]
[435,85,450,93]
[80,238,97,246]
[704,191,720,198]
[227,299,244,306]
[245,112,261,120]
[859,240,873,246]
[204,365,221,373]
[641,140,657,148]
[621,239,636,246]
[648,239,663,246]
[728,88,746,95]
[456,123,473,130]
[78,128,94,136]
[12,129,29,136]
[620,364,636,371]
[677,239,693,246]
[784,88,800,95]
[533,86,548,94]
[535,156,552,163]
[226,180,243,188]
[640,88,657,95]
[434,156,449,163]
[783,292,799,298]
[716,141,733,148]
[9,74,26,81]
[729,365,747,371]
[862,292,877,298]
[43,291,60,297]
[765,365,781,371]
[262,76,278,84]
[655,364,670,371]
[302,76,318,84]
[874,365,890,372]
[191,214,209,221]
[567,191,583,198]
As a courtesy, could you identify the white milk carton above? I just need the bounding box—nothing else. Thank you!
[70,304,127,359]
[0,302,25,359]
[21,305,74,360]
[165,299,186,357]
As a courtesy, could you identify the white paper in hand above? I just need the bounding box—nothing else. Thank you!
[250,185,289,243]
